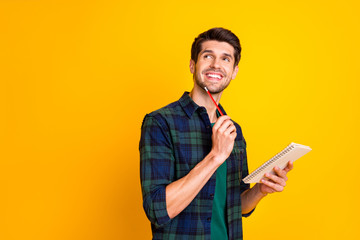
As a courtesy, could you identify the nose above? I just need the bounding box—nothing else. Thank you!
[210,57,221,69]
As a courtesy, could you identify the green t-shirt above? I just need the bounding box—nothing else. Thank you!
[210,122,228,239]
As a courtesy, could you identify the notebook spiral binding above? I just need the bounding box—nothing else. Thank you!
[245,144,295,181]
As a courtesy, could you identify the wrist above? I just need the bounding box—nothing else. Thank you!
[208,150,226,167]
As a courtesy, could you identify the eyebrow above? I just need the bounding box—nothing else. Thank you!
[201,49,234,59]
[223,53,233,59]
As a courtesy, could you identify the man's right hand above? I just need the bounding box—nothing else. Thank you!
[165,115,237,219]
[211,115,237,165]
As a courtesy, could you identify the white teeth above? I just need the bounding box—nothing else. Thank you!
[207,74,222,79]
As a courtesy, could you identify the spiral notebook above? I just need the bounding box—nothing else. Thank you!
[243,142,312,184]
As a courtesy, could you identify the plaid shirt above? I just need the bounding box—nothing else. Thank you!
[139,92,253,240]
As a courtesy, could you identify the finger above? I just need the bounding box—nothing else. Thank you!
[213,115,231,130]
[264,172,286,187]
[224,124,236,135]
[283,161,294,173]
[229,130,237,140]
[260,178,284,192]
[273,166,288,181]
[217,119,234,133]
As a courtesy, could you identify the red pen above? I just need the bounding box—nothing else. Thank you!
[204,87,224,116]
[205,87,241,170]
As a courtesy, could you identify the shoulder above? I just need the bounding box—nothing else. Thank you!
[141,99,183,131]
[230,118,243,133]
[232,120,243,131]
[148,100,181,119]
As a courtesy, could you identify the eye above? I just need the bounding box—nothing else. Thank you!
[223,58,230,62]
[204,55,212,59]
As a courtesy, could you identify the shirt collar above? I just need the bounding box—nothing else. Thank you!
[178,91,227,118]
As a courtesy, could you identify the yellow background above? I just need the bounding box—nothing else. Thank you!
[1,0,359,239]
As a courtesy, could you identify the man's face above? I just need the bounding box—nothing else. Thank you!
[190,40,239,94]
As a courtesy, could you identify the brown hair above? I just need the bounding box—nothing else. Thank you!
[191,27,241,67]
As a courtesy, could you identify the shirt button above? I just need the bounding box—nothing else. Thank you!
[209,194,214,199]
[207,217,211,222]
[206,125,210,129]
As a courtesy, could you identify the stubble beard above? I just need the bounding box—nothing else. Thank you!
[194,70,231,94]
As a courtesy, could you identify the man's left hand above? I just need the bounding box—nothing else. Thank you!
[259,161,294,195]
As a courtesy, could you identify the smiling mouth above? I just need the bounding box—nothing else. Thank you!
[205,72,223,80]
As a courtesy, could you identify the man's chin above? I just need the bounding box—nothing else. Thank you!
[205,86,225,94]
[208,90,223,94]
[195,80,226,94]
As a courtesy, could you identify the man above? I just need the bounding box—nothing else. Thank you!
[139,28,293,240]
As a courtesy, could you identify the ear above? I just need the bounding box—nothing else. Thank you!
[189,59,195,74]
[231,65,239,80]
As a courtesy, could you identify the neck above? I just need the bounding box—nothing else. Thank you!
[189,85,223,123]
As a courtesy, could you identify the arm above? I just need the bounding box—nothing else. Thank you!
[140,114,237,226]
[165,151,222,218]
[166,115,236,218]
[241,161,294,214]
